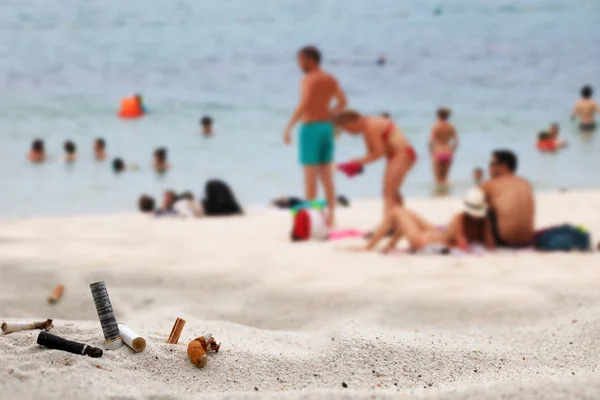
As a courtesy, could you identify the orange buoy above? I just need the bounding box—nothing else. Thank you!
[117,97,144,119]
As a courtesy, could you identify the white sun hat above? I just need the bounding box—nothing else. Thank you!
[462,187,488,218]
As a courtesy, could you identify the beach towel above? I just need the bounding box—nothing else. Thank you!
[534,224,591,252]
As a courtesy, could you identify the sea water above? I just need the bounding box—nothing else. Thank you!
[0,0,599,217]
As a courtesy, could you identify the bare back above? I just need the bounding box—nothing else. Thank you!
[301,70,338,123]
[482,175,535,244]
[364,116,410,154]
[573,99,599,123]
[430,121,457,153]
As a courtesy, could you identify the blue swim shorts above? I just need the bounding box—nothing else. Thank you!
[298,122,335,165]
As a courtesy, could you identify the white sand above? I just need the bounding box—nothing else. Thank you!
[1,190,599,400]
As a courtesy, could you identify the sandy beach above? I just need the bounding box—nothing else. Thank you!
[1,190,599,399]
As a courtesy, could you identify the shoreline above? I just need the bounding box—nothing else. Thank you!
[1,189,599,399]
[1,186,599,222]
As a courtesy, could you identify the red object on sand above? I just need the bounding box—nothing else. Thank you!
[336,161,363,178]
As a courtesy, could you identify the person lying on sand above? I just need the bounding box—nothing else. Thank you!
[173,191,203,217]
[350,188,495,253]
[481,150,535,247]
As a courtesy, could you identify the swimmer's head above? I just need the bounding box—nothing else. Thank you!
[297,46,321,73]
[581,85,593,99]
[64,140,76,155]
[549,123,559,137]
[538,131,550,141]
[332,109,364,134]
[154,147,167,162]
[31,139,45,153]
[134,93,143,103]
[112,158,125,173]
[437,107,451,120]
[200,116,213,135]
[381,112,391,119]
[138,195,156,213]
[94,138,106,151]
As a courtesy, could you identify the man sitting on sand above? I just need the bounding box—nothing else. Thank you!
[571,85,599,132]
[481,150,535,247]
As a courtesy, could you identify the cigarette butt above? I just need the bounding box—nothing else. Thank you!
[1,319,53,334]
[187,334,221,368]
[48,284,64,304]
[118,324,146,352]
[187,338,208,368]
[167,318,186,344]
[37,331,103,358]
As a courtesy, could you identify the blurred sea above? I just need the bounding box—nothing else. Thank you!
[1,0,599,217]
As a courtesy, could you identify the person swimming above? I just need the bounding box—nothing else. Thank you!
[94,138,106,161]
[571,85,599,131]
[200,116,213,136]
[63,140,77,163]
[27,139,46,163]
[537,124,567,153]
[153,147,170,173]
[429,107,458,187]
[112,158,126,173]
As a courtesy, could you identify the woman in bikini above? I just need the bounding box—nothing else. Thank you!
[333,110,417,217]
[429,108,458,189]
[354,188,495,253]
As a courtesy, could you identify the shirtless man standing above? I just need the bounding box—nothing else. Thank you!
[481,150,535,247]
[429,108,458,187]
[282,46,347,226]
[571,85,599,132]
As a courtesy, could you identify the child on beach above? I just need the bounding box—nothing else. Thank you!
[27,139,46,163]
[473,168,484,185]
[353,188,494,253]
[333,110,417,217]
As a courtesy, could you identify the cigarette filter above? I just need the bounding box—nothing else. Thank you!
[167,318,186,344]
[89,281,123,350]
[117,324,146,352]
[48,284,65,304]
[1,319,53,334]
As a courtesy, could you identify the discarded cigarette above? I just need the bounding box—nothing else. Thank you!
[1,319,53,334]
[48,284,64,304]
[37,331,103,358]
[167,318,186,344]
[187,334,221,368]
[89,281,123,350]
[117,324,146,352]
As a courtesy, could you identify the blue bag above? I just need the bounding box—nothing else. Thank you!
[534,224,591,251]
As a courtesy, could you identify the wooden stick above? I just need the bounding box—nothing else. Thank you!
[1,319,53,334]
[167,318,186,344]
[48,284,64,304]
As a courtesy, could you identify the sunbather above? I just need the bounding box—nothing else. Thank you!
[353,188,494,252]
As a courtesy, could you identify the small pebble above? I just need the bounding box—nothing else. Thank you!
[342,382,348,388]
[254,387,258,391]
